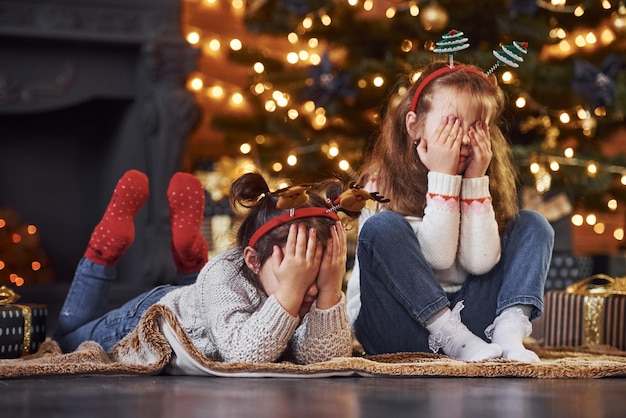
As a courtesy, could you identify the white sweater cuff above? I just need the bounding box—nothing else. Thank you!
[461,176,491,199]
[427,172,462,196]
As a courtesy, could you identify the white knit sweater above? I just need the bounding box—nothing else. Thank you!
[347,172,501,326]
[158,248,353,364]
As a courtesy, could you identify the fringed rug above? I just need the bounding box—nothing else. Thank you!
[2,304,626,379]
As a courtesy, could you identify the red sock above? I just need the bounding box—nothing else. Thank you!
[84,170,149,266]
[168,172,209,273]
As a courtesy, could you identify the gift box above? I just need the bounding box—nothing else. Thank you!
[543,275,626,350]
[0,286,47,359]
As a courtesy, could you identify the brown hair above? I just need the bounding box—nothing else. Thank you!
[360,61,519,232]
[228,172,356,282]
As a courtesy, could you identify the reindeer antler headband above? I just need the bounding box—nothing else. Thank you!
[409,29,528,112]
[248,183,389,247]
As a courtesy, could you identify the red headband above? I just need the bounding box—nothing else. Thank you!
[408,65,490,113]
[248,207,340,247]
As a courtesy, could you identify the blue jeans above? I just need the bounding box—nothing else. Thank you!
[53,258,198,353]
[353,210,554,355]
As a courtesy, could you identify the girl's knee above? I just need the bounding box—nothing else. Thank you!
[360,211,411,242]
[517,210,555,241]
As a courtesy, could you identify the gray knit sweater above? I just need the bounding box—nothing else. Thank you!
[158,248,353,364]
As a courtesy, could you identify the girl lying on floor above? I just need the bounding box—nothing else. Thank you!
[54,170,379,365]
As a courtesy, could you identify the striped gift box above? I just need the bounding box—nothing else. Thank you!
[544,275,626,350]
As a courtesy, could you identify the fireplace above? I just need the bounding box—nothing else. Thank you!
[0,0,200,291]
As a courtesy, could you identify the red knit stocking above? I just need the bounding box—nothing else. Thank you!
[168,172,209,273]
[84,170,149,266]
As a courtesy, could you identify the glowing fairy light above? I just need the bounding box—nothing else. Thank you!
[593,223,605,234]
[189,77,203,91]
[549,160,560,171]
[265,100,277,112]
[240,143,252,154]
[209,85,224,98]
[186,31,200,45]
[231,92,243,105]
[571,214,584,226]
[229,38,242,51]
[253,83,265,95]
[287,109,299,120]
[501,71,513,84]
[309,54,321,65]
[253,62,265,73]
[287,52,299,64]
[530,162,540,174]
[208,39,221,51]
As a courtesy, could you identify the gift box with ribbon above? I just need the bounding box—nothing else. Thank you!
[0,286,47,359]
[543,274,626,350]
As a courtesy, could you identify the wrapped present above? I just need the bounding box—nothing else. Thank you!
[0,286,47,359]
[543,275,626,350]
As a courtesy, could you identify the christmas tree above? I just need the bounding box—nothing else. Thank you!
[183,0,626,255]
[185,0,624,186]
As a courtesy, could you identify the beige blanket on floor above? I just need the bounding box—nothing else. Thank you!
[2,304,626,379]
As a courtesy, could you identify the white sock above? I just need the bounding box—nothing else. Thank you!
[426,302,502,362]
[485,306,540,363]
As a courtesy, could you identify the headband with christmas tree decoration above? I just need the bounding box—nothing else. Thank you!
[410,29,528,112]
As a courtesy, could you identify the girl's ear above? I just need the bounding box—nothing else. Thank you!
[405,111,420,139]
[243,246,260,274]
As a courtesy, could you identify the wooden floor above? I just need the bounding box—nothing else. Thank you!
[6,286,626,418]
[2,375,626,418]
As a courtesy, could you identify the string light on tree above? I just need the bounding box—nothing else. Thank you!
[612,1,626,35]
[419,2,449,32]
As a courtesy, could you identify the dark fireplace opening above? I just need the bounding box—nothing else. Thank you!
[0,99,132,284]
